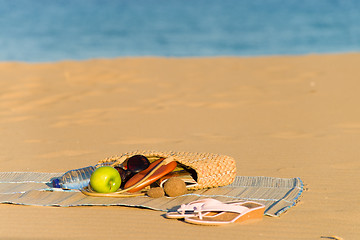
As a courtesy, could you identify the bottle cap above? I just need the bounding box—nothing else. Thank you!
[52,178,61,188]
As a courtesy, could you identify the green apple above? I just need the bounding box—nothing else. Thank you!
[90,166,121,193]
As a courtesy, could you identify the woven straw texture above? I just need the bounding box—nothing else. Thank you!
[98,150,237,190]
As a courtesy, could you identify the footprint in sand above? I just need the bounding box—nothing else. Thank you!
[330,161,360,170]
[24,139,44,143]
[0,115,34,123]
[334,122,360,133]
[191,133,235,141]
[270,131,314,139]
[111,138,183,145]
[38,150,93,159]
[10,93,70,112]
[51,107,139,127]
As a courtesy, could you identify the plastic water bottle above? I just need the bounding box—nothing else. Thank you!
[52,165,97,190]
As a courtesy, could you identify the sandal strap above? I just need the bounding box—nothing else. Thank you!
[195,205,250,220]
[177,198,223,214]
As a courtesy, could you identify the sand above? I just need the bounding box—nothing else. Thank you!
[0,53,359,239]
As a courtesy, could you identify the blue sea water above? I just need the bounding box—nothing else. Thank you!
[0,0,359,62]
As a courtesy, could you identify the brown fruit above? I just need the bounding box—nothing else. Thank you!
[147,187,165,198]
[163,177,187,197]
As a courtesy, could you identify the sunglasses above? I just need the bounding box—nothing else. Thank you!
[114,155,150,186]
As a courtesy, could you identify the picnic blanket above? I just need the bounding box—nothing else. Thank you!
[0,172,304,217]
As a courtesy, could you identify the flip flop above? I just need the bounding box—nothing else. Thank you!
[165,198,246,219]
[165,198,224,219]
[184,201,265,225]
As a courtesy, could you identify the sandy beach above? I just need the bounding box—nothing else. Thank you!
[0,53,359,239]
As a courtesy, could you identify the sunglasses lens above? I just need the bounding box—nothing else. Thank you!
[127,155,150,173]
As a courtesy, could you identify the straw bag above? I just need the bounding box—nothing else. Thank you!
[97,150,237,191]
